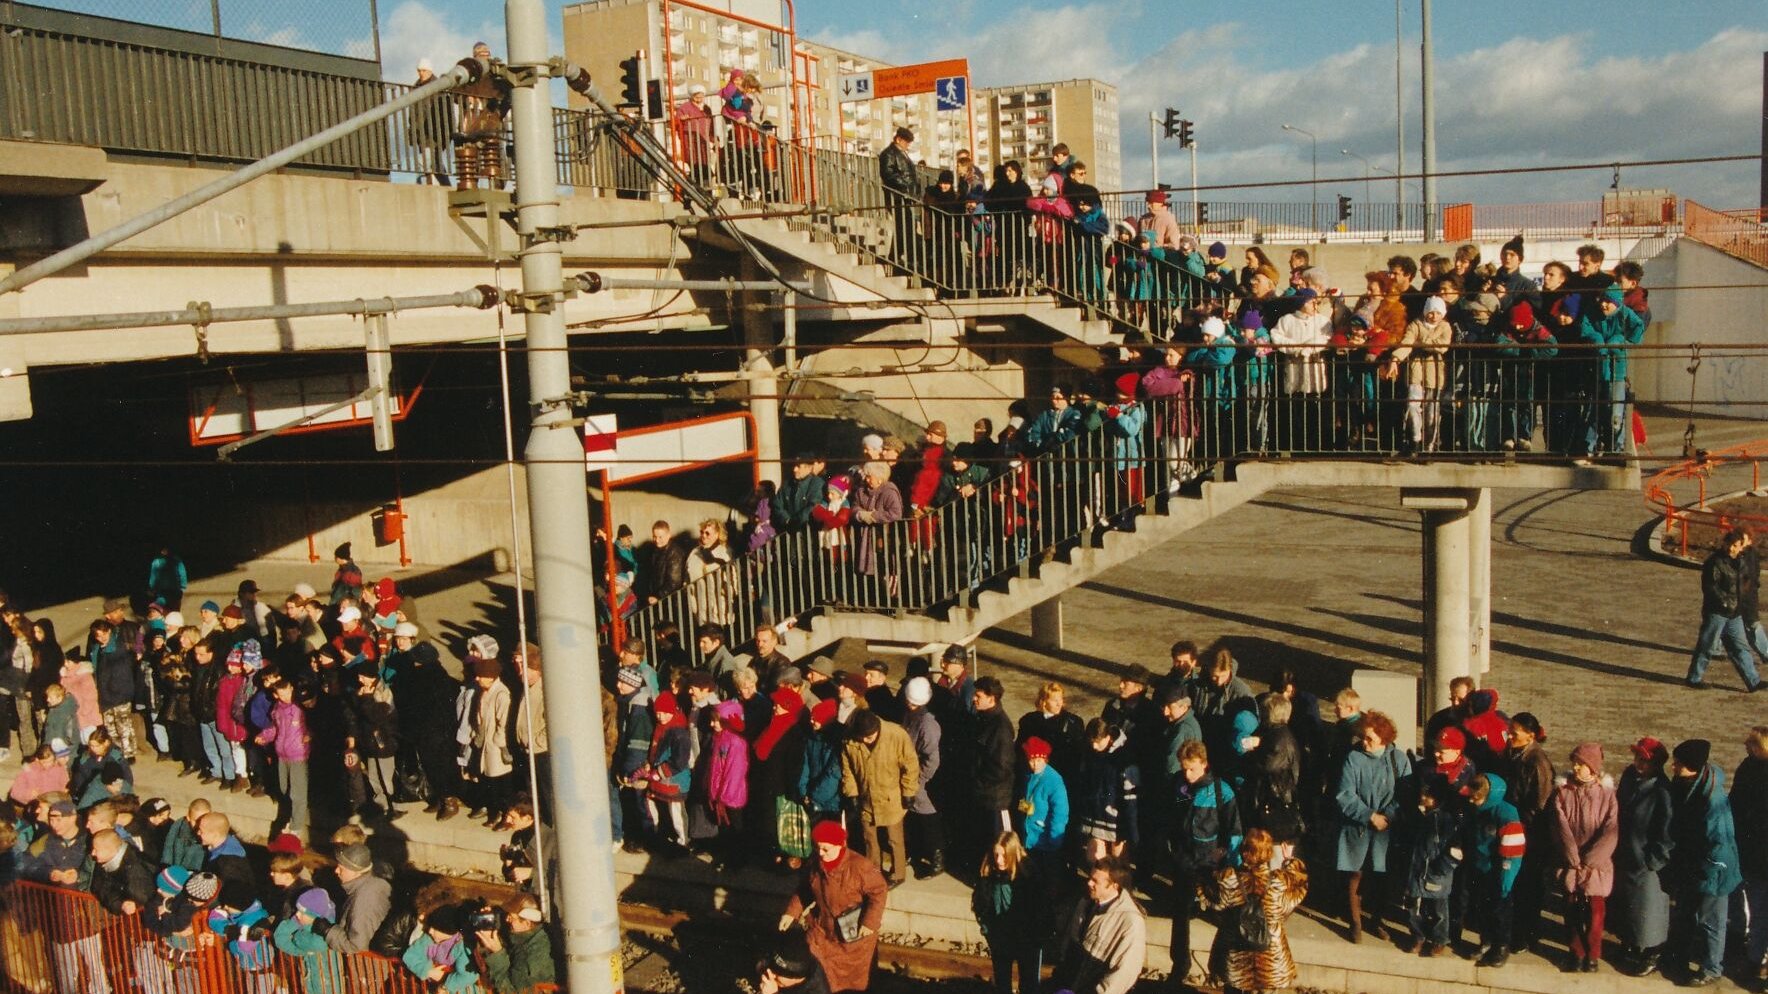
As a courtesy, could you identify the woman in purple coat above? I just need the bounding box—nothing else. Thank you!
[1553,741,1619,973]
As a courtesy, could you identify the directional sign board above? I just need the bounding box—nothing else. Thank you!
[837,71,874,102]
[872,58,968,100]
[935,75,966,110]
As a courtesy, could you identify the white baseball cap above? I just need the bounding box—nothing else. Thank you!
[337,605,362,624]
[394,622,420,638]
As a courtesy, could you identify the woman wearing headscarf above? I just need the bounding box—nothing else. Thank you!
[1612,737,1674,977]
[753,688,808,868]
[1552,742,1618,973]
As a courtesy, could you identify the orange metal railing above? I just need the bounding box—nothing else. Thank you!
[1685,200,1768,270]
[0,880,518,994]
[1643,439,1768,558]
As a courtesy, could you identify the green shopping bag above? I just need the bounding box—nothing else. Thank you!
[776,797,813,859]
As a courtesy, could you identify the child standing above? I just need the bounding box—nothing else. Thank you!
[255,679,312,842]
[1464,773,1526,966]
[1399,778,1463,956]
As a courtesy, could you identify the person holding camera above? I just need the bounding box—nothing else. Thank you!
[475,893,555,994]
[759,927,832,994]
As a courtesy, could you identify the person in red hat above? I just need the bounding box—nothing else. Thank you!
[1494,298,1557,451]
[1612,736,1673,977]
[1104,373,1147,515]
[1429,727,1475,801]
[1015,736,1068,855]
[780,818,888,992]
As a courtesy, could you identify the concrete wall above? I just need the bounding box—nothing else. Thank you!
[796,343,1027,440]
[1640,238,1768,418]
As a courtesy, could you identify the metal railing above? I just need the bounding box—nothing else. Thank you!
[0,879,534,994]
[1684,200,1768,269]
[618,349,1635,664]
[1643,438,1768,560]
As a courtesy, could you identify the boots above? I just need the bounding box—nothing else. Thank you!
[230,776,247,793]
[437,797,462,822]
[1347,876,1364,944]
[1477,945,1509,968]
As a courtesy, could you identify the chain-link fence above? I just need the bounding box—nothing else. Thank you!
[20,0,378,59]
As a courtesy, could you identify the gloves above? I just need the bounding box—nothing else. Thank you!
[310,917,333,938]
[1106,406,1120,418]
[777,914,796,931]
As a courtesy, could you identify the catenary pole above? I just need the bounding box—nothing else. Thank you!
[505,2,622,993]
[1420,0,1438,241]
[1395,0,1406,228]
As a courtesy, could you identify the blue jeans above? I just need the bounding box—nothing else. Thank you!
[1408,895,1452,946]
[1687,613,1761,687]
[1673,891,1728,977]
[199,722,236,780]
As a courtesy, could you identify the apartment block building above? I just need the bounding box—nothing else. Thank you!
[973,80,1121,192]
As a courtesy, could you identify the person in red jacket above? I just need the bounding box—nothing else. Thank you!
[907,422,949,552]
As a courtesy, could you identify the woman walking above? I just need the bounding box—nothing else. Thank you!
[780,820,889,993]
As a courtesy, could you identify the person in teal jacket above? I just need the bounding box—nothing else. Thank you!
[1104,373,1147,511]
[1016,737,1069,854]
[1464,772,1526,966]
[1665,739,1742,985]
[402,905,481,993]
[772,457,826,532]
[272,888,346,994]
[1588,287,1646,456]
[1023,386,1085,457]
[797,699,845,816]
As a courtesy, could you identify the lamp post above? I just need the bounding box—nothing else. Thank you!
[1282,123,1318,235]
[1340,148,1373,204]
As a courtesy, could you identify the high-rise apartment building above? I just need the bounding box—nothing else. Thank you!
[973,80,1121,192]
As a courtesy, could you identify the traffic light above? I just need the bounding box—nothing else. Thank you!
[618,53,642,106]
[1161,108,1182,140]
[1196,201,1209,225]
[645,78,664,121]
[1178,119,1194,148]
[1337,194,1352,222]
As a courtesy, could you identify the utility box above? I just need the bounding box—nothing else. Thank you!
[372,503,404,546]
[1353,668,1421,752]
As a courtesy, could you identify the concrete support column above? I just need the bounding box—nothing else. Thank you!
[740,257,782,485]
[1468,487,1492,677]
[1404,488,1474,733]
[1031,596,1064,650]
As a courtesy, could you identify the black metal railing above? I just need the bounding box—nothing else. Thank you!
[614,349,1631,664]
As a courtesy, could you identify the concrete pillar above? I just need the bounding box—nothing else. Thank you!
[1403,489,1474,733]
[740,257,782,485]
[1031,596,1064,650]
[1468,487,1492,677]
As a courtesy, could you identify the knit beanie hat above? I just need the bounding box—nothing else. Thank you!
[1672,739,1711,770]
[336,843,374,875]
[809,699,840,726]
[1021,736,1052,760]
[810,819,847,848]
[184,871,220,904]
[1510,301,1535,328]
[156,866,192,899]
[296,887,337,922]
[1570,741,1604,773]
[467,634,500,660]
[1208,241,1227,258]
[903,676,932,707]
[1434,727,1466,751]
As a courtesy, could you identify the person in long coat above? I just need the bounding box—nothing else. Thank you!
[1733,726,1768,988]
[1333,710,1410,943]
[1198,828,1308,993]
[1552,742,1619,973]
[848,462,902,580]
[781,820,889,993]
[1613,737,1674,977]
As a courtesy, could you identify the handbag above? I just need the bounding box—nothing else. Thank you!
[776,797,813,859]
[834,904,865,944]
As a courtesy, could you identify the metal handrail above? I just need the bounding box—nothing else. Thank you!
[618,350,1638,665]
[1643,438,1768,559]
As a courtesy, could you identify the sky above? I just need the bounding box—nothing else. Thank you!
[63,0,1768,206]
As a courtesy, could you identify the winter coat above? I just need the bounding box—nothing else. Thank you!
[1552,774,1619,897]
[7,760,69,806]
[704,726,750,815]
[1613,767,1674,948]
[1143,711,1202,805]
[60,662,101,730]
[878,143,918,196]
[970,707,1017,809]
[1198,863,1307,994]
[1401,804,1464,899]
[1017,764,1069,852]
[1104,402,1145,471]
[1388,317,1453,389]
[342,688,399,759]
[69,744,132,809]
[483,925,555,994]
[907,443,947,511]
[216,672,251,743]
[774,473,826,530]
[1702,549,1746,618]
[401,932,479,992]
[1053,890,1146,994]
[463,679,513,778]
[901,707,941,815]
[686,542,736,628]
[1243,724,1305,844]
[1269,309,1332,394]
[1334,743,1409,872]
[842,720,919,828]
[1667,763,1743,897]
[273,919,348,994]
[638,539,689,602]
[1500,742,1556,828]
[91,844,158,914]
[42,696,79,751]
[1023,406,1084,456]
[972,863,1047,946]
[91,640,136,712]
[1465,772,1527,897]
[1073,750,1130,843]
[327,870,393,955]
[849,481,902,577]
[797,724,845,815]
[162,819,206,872]
[1587,301,1645,382]
[1017,708,1085,781]
[1733,754,1768,881]
[784,851,889,992]
[1170,773,1242,877]
[258,700,312,762]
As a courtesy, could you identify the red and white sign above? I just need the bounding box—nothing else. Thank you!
[582,413,620,474]
[583,412,753,484]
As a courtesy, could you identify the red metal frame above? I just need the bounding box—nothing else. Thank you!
[661,0,805,157]
[599,412,760,644]
[1644,439,1768,559]
[187,378,425,447]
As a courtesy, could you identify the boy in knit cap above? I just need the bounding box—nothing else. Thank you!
[273,887,347,994]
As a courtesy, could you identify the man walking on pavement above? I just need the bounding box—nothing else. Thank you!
[1686,527,1763,692]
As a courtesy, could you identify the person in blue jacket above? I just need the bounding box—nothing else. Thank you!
[1168,739,1240,987]
[1103,373,1147,513]
[1587,287,1646,457]
[1023,385,1085,457]
[797,699,844,818]
[1463,772,1526,966]
[1185,316,1238,460]
[1334,710,1410,945]
[1398,777,1463,957]
[1665,739,1743,987]
[1016,737,1068,856]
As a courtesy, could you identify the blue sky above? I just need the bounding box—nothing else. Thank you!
[63,0,1768,205]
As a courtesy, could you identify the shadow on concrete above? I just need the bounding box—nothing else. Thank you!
[1359,591,1681,659]
[980,628,1134,684]
[1245,495,1420,535]
[1079,580,1420,668]
[1196,635,1363,698]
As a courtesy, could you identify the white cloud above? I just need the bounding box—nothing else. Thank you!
[964,2,1139,86]
[1115,25,1768,206]
[378,0,504,80]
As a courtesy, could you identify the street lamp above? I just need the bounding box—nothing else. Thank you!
[1282,123,1318,234]
[1340,148,1373,204]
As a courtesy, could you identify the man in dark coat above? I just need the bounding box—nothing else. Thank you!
[1686,527,1762,691]
[968,676,1016,864]
[1666,739,1744,986]
[638,521,689,605]
[90,829,157,915]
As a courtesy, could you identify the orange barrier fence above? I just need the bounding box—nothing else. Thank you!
[1643,439,1768,558]
[0,880,500,994]
[1684,200,1768,269]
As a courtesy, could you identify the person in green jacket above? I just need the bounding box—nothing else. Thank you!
[772,456,825,532]
[477,892,557,993]
[1588,287,1645,457]
[272,888,346,994]
[402,904,481,993]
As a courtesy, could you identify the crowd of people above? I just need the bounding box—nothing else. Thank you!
[3,530,1767,994]
[0,552,557,993]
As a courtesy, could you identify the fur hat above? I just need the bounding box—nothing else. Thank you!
[904,676,932,707]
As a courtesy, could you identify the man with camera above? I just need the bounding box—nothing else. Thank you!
[474,893,555,994]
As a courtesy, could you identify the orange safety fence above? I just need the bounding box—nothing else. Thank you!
[0,880,502,994]
[1685,200,1768,270]
[1642,439,1768,559]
